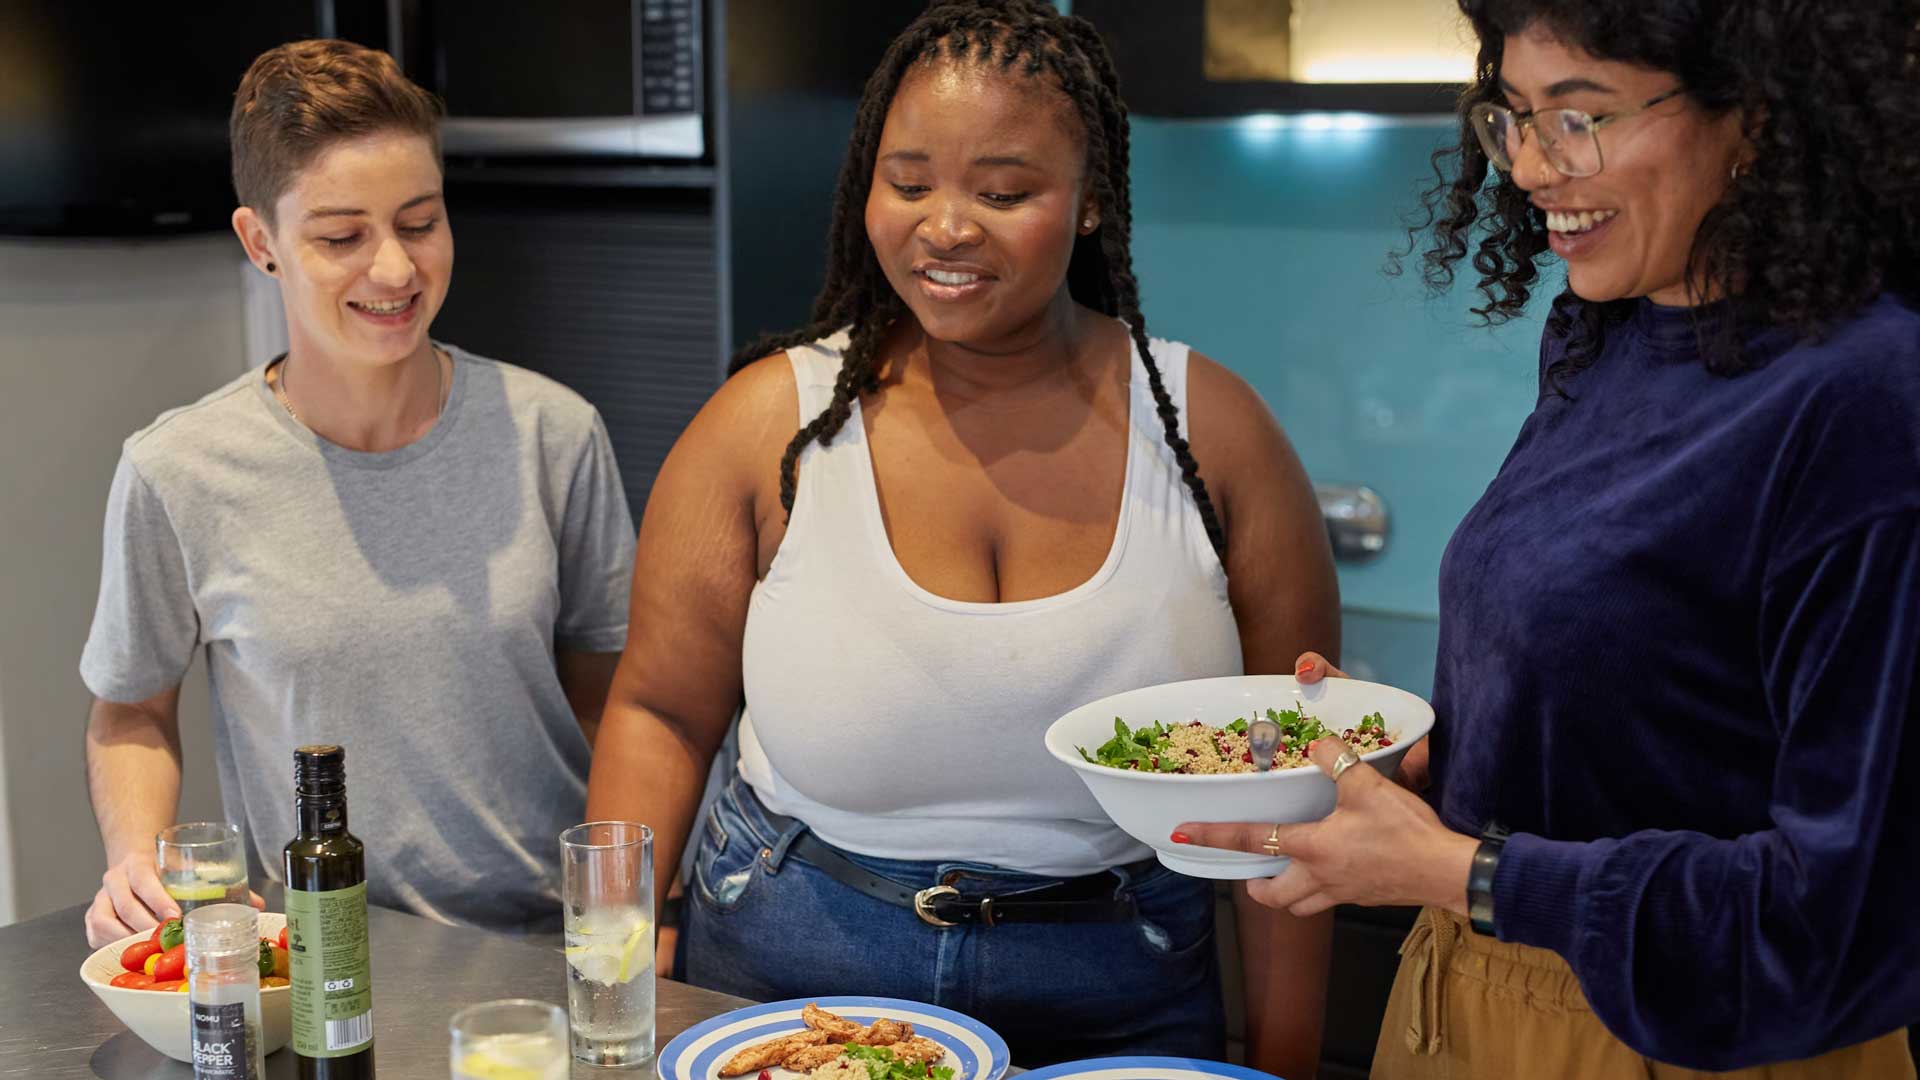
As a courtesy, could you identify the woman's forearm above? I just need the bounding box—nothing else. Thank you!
[584,699,721,915]
[1235,888,1331,1078]
[85,693,184,865]
[1494,823,1918,1070]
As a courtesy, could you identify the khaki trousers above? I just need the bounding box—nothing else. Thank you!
[1371,907,1915,1080]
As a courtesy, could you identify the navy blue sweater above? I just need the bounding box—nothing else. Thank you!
[1431,293,1920,1069]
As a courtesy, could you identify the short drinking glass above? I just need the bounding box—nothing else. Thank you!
[449,999,569,1080]
[560,821,655,1068]
[156,822,248,913]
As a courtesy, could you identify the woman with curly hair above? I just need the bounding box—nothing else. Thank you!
[1175,1,1920,1076]
[586,0,1339,1069]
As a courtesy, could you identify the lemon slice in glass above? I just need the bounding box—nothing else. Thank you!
[616,920,650,983]
[564,914,651,985]
[455,1049,550,1080]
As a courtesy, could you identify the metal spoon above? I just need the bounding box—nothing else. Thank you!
[1247,717,1282,771]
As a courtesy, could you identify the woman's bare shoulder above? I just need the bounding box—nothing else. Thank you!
[669,350,802,487]
[1182,348,1289,465]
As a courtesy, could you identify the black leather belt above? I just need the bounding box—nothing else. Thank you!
[743,786,1146,928]
[788,832,1142,928]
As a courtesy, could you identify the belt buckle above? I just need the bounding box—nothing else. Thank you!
[913,885,961,927]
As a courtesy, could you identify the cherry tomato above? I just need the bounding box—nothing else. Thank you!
[276,926,287,950]
[271,945,289,979]
[150,979,185,992]
[150,942,187,983]
[120,939,162,973]
[109,971,155,990]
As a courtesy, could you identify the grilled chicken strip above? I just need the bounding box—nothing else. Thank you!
[782,1043,853,1071]
[854,1018,914,1046]
[888,1036,949,1065]
[718,1029,829,1076]
[802,1003,866,1041]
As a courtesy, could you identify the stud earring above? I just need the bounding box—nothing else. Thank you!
[265,262,277,273]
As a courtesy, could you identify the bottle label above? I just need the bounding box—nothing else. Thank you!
[287,881,374,1058]
[190,1000,257,1080]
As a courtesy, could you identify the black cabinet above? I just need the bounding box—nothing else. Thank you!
[431,0,915,524]
[432,188,718,522]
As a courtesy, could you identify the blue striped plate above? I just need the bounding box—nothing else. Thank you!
[655,996,1011,1080]
[1016,1058,1282,1080]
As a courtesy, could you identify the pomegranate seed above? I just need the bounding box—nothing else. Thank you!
[1379,738,1393,747]
[761,1072,772,1080]
[1241,751,1253,763]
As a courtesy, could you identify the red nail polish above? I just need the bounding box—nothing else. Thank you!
[1170,831,1191,844]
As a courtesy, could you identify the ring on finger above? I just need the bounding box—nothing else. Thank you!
[1330,747,1362,782]
[1262,823,1282,856]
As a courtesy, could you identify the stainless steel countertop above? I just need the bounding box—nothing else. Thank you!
[1,897,752,1079]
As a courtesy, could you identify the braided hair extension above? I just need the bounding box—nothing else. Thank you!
[728,0,1228,561]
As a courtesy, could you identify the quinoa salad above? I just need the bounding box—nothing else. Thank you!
[1077,708,1394,774]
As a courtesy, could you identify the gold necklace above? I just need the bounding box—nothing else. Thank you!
[272,348,448,428]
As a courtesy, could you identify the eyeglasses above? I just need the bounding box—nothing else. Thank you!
[1470,88,1684,179]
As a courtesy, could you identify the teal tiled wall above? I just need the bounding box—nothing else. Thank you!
[1124,115,1551,692]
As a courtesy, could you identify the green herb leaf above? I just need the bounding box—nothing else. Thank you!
[1088,708,1396,773]
[837,1045,954,1080]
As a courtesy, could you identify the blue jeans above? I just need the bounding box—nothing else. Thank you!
[679,776,1227,1065]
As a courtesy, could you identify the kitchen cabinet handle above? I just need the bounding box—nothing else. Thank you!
[1315,484,1389,563]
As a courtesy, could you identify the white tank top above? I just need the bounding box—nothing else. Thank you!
[736,329,1243,876]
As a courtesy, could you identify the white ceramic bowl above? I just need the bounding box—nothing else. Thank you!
[79,911,290,1063]
[1045,674,1435,879]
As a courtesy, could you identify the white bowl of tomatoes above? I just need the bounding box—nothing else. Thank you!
[79,910,291,1063]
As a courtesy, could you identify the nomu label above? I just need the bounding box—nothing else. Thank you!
[190,1000,257,1079]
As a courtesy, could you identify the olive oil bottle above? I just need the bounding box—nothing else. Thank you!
[285,745,374,1079]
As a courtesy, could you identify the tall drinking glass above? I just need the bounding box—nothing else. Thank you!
[156,822,248,913]
[559,821,654,1068]
[449,999,569,1080]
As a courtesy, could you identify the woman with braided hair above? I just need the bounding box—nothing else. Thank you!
[587,0,1337,1069]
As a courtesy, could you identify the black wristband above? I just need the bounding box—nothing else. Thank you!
[1466,824,1508,935]
[658,893,685,930]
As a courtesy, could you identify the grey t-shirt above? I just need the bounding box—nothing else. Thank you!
[80,346,635,932]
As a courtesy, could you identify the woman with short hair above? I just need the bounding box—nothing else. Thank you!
[81,38,634,944]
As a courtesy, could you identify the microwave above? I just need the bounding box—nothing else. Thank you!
[419,0,705,159]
